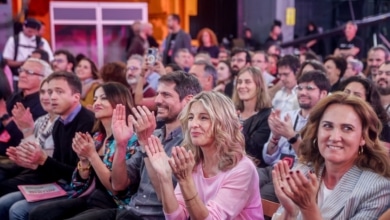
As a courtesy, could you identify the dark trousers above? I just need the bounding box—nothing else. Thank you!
[258,166,279,203]
[29,189,117,220]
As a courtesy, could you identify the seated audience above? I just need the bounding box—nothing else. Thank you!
[272,92,390,219]
[146,91,263,219]
[99,61,128,87]
[174,48,193,72]
[189,60,217,91]
[260,71,330,202]
[63,71,202,219]
[343,58,364,80]
[297,59,326,79]
[233,66,271,167]
[252,51,275,86]
[52,49,76,72]
[29,82,138,220]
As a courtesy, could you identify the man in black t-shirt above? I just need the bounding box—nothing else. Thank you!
[162,14,192,65]
[334,21,364,59]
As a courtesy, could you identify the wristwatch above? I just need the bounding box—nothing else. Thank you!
[288,133,300,144]
[0,114,10,122]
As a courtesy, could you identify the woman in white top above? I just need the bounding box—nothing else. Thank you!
[272,92,390,219]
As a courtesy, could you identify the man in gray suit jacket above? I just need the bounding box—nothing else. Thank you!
[162,14,192,65]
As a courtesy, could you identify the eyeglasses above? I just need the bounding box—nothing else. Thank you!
[52,59,65,64]
[231,58,245,63]
[296,85,318,91]
[126,66,140,72]
[18,68,44,77]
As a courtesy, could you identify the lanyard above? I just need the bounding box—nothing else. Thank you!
[289,114,300,151]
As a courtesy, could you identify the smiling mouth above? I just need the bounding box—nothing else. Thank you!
[327,145,343,150]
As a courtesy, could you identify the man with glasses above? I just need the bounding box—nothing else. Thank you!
[0,58,52,156]
[272,55,301,114]
[224,48,251,97]
[259,70,330,202]
[52,50,75,72]
[251,51,275,85]
[126,55,156,98]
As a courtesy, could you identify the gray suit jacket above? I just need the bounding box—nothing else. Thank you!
[162,29,192,65]
[275,164,390,220]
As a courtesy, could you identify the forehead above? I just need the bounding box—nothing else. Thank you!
[94,87,105,95]
[55,53,67,60]
[23,61,42,70]
[127,59,141,66]
[157,81,178,94]
[79,60,90,66]
[321,104,362,126]
[48,78,71,90]
[253,53,265,60]
[346,81,365,90]
[278,66,293,72]
[373,50,386,58]
[298,80,316,86]
[379,63,390,71]
[238,71,253,79]
[189,101,207,113]
[189,65,205,76]
[233,52,246,59]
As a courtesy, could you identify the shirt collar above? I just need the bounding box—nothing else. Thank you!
[160,126,182,143]
[59,104,82,125]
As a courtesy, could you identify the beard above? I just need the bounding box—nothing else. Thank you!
[378,87,390,95]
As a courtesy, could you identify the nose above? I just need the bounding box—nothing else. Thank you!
[328,128,342,142]
[154,93,162,104]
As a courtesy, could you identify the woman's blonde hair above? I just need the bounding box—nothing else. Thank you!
[232,66,272,112]
[179,91,244,171]
[299,92,390,177]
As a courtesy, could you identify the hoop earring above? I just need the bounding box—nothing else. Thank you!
[358,145,364,155]
[313,138,317,146]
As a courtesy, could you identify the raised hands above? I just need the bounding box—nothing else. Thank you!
[268,110,295,139]
[130,106,156,147]
[144,135,171,178]
[112,104,134,148]
[272,160,319,217]
[72,132,96,159]
[169,146,195,183]
[12,103,34,134]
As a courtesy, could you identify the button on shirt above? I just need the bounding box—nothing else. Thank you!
[262,109,309,166]
[125,126,183,219]
[272,87,299,114]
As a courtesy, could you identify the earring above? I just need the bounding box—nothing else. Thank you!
[358,145,364,155]
[313,138,317,146]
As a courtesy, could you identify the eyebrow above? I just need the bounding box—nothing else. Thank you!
[321,120,355,127]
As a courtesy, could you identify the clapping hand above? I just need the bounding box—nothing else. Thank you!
[268,110,295,139]
[145,135,171,178]
[130,106,156,147]
[111,104,134,148]
[169,146,195,183]
[272,160,299,217]
[12,103,34,134]
[6,141,45,170]
[72,132,96,159]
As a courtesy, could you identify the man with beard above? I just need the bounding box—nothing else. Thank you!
[64,71,202,220]
[258,70,330,202]
[52,50,75,72]
[224,48,251,97]
[375,62,390,116]
[162,14,192,65]
[126,54,156,98]
[366,45,389,79]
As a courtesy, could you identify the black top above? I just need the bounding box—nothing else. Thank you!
[197,45,219,58]
[165,33,177,64]
[242,108,272,167]
[147,36,159,48]
[0,91,46,155]
[37,107,95,183]
[337,36,364,59]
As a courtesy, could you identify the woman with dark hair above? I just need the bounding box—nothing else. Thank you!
[324,55,347,92]
[341,76,390,147]
[213,60,233,93]
[273,92,390,219]
[75,57,101,107]
[99,62,128,87]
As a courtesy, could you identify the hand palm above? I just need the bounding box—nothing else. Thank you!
[112,119,133,144]
[149,151,171,175]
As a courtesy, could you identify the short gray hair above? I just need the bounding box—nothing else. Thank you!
[25,57,52,77]
[348,59,363,72]
[193,60,217,87]
[128,54,144,66]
